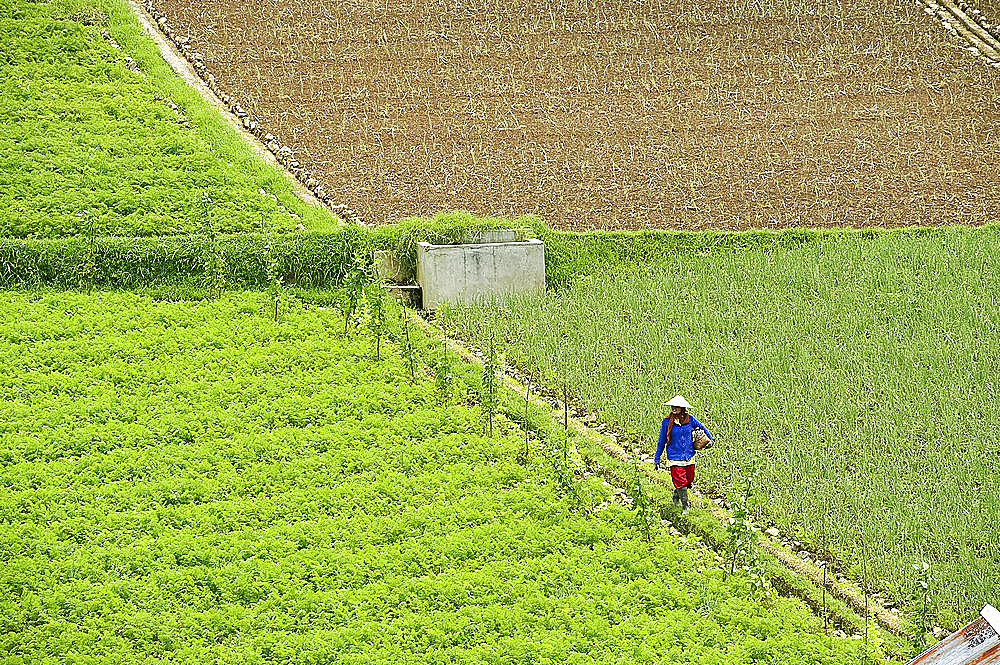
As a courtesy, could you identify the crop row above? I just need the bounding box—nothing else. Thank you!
[0,290,883,662]
[0,230,360,289]
[0,212,536,289]
[5,210,985,293]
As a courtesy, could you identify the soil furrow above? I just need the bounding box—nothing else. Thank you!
[942,0,1000,50]
[941,5,1000,58]
[920,0,1000,63]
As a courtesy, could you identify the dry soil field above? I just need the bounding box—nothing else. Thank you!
[148,0,1000,230]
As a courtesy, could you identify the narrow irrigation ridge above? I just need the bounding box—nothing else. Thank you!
[591,436,908,638]
[918,0,1000,66]
[125,0,361,224]
[408,313,911,644]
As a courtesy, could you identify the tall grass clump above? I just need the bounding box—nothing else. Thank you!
[447,225,1000,624]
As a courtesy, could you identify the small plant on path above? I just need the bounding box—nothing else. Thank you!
[432,341,454,404]
[630,456,656,543]
[265,235,284,321]
[365,283,387,361]
[76,211,97,295]
[725,473,773,602]
[906,560,935,656]
[338,260,366,336]
[399,311,416,383]
[480,336,499,437]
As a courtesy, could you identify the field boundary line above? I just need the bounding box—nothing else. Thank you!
[408,312,908,641]
[942,0,1000,52]
[124,0,347,222]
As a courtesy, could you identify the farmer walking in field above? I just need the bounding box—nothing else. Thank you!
[654,395,714,513]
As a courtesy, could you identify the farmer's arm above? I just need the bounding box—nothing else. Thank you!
[655,418,668,464]
[690,416,714,441]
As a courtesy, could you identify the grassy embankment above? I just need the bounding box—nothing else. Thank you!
[444,223,1000,627]
[0,290,887,664]
[0,0,336,238]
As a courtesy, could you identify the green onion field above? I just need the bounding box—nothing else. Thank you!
[444,226,1000,625]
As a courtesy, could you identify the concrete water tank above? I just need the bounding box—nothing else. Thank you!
[415,235,545,310]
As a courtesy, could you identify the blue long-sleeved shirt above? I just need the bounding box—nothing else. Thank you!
[655,415,714,464]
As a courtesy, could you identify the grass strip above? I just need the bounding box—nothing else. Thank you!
[0,231,357,289]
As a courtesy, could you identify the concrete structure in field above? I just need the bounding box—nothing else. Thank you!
[906,605,1000,665]
[415,236,545,310]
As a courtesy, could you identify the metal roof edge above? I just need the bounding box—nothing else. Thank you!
[982,605,1000,634]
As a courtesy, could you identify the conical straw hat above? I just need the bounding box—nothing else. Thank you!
[665,395,692,409]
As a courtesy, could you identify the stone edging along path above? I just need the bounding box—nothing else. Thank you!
[126,0,363,225]
[406,313,914,642]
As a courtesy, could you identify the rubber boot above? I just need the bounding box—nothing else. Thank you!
[680,488,690,514]
[672,489,682,507]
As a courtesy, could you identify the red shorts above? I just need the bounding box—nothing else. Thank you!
[670,464,695,489]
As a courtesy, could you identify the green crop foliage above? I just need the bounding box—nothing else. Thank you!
[0,290,885,663]
[0,0,337,238]
[1,207,862,291]
[0,231,359,289]
[447,224,1000,625]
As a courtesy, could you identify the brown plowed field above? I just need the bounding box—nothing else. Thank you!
[150,0,999,230]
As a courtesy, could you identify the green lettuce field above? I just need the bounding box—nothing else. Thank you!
[0,291,882,663]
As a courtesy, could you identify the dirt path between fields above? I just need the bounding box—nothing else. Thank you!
[408,313,910,642]
[125,0,337,219]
